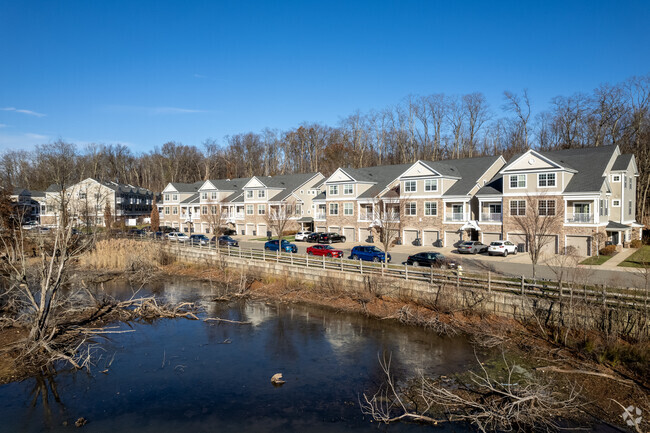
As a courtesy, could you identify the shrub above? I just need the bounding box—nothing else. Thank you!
[630,239,642,248]
[599,245,617,256]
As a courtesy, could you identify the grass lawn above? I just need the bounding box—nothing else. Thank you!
[580,254,613,265]
[253,235,296,242]
[618,245,650,268]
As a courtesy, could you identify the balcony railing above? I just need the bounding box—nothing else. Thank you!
[359,211,376,221]
[566,213,594,223]
[480,213,502,222]
[315,212,326,220]
[445,212,467,222]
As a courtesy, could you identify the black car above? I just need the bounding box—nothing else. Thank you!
[214,235,239,247]
[127,229,146,237]
[316,232,346,244]
[405,252,457,269]
[306,232,323,242]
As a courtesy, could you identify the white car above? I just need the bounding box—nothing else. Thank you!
[294,231,313,241]
[167,232,190,242]
[487,240,518,257]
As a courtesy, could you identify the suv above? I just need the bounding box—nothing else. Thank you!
[305,232,322,242]
[456,241,488,254]
[189,234,210,245]
[487,240,517,257]
[264,239,298,253]
[215,235,239,247]
[349,246,391,262]
[405,252,456,269]
[294,231,313,241]
[316,232,346,244]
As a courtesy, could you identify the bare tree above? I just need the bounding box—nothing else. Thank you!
[150,197,159,232]
[503,89,531,152]
[463,92,491,157]
[372,188,404,258]
[202,199,227,237]
[264,199,298,244]
[510,192,563,279]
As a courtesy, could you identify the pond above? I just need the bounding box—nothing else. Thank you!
[0,280,603,432]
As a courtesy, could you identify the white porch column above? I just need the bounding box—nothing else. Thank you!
[564,199,568,223]
[594,198,599,224]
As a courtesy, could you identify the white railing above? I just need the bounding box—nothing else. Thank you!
[315,212,326,220]
[566,213,593,223]
[445,212,466,222]
[481,213,502,222]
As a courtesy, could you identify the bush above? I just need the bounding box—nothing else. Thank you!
[630,239,642,248]
[599,245,617,256]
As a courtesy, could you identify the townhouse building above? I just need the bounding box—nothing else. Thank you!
[8,188,44,223]
[313,155,505,245]
[475,145,641,256]
[41,178,154,227]
[159,181,204,232]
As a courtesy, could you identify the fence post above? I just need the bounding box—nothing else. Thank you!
[323,254,325,269]
[262,247,265,261]
[340,255,343,271]
[520,275,524,294]
[430,266,433,285]
[291,252,293,265]
[360,259,363,275]
[456,270,460,289]
[487,271,491,292]
[382,261,385,277]
[276,249,279,263]
[602,284,607,309]
[405,263,408,281]
[306,253,309,268]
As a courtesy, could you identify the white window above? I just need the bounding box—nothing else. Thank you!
[164,194,170,201]
[538,200,555,216]
[246,190,253,198]
[172,207,178,215]
[424,179,438,192]
[405,202,417,216]
[211,192,217,200]
[211,205,217,215]
[624,177,627,188]
[343,203,353,215]
[343,184,353,195]
[612,174,621,182]
[538,173,556,187]
[258,190,266,198]
[509,175,526,189]
[629,177,633,190]
[78,192,86,199]
[329,203,339,215]
[424,202,437,216]
[329,185,339,195]
[202,206,208,215]
[201,192,207,200]
[510,200,525,216]
[172,194,178,201]
[257,204,265,215]
[404,181,417,193]
[628,200,632,216]
[612,199,621,207]
[246,204,254,215]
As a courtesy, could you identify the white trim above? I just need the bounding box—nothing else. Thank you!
[508,174,527,189]
[537,172,557,188]
[612,199,621,207]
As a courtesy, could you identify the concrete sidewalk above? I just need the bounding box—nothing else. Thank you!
[599,248,638,268]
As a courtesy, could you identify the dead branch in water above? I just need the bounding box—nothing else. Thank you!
[204,317,251,325]
[360,352,584,432]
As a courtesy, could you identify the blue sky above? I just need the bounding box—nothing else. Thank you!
[1,0,649,152]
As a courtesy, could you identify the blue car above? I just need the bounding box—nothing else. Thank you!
[264,239,298,253]
[349,245,391,262]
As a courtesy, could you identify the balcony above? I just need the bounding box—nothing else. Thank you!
[480,213,502,222]
[566,213,594,223]
[315,212,326,220]
[445,212,467,222]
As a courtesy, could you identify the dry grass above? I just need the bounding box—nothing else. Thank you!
[78,239,173,271]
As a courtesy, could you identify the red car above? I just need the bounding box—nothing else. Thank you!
[306,244,344,258]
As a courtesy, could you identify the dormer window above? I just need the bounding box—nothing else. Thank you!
[246,190,253,198]
[404,181,417,193]
[424,179,438,192]
[538,173,556,187]
[329,185,338,195]
[258,190,266,198]
[509,175,526,189]
[343,184,353,195]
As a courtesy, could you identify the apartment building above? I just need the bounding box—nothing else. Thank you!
[312,155,505,245]
[475,145,641,256]
[159,181,204,232]
[41,178,154,227]
[8,188,44,223]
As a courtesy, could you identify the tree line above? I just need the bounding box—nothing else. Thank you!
[1,74,648,224]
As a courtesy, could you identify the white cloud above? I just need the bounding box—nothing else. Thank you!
[193,73,207,78]
[24,133,48,140]
[105,105,207,115]
[0,124,7,128]
[0,132,50,151]
[1,107,46,117]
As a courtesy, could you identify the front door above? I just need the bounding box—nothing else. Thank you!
[612,232,619,245]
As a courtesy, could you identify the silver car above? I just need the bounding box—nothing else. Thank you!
[456,241,488,254]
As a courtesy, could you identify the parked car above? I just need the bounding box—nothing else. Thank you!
[21,221,39,230]
[405,252,457,269]
[214,235,239,247]
[264,239,298,253]
[222,228,236,236]
[306,244,344,258]
[167,232,190,242]
[487,240,518,257]
[456,241,488,254]
[152,231,166,239]
[349,245,391,262]
[159,226,175,234]
[295,231,313,241]
[305,232,323,242]
[316,232,346,244]
[127,229,146,237]
[189,234,210,245]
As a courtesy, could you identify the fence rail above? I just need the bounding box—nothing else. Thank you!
[129,236,650,312]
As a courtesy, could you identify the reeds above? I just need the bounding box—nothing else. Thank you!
[79,239,170,270]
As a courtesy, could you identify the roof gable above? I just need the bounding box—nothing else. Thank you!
[501,150,564,172]
[399,160,442,178]
[326,168,356,183]
[243,177,267,189]
[198,180,217,191]
[162,184,179,193]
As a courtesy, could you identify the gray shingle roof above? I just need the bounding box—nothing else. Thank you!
[169,181,204,193]
[606,221,630,230]
[180,193,199,204]
[341,164,411,199]
[476,175,503,196]
[256,173,320,201]
[611,154,633,171]
[432,155,502,196]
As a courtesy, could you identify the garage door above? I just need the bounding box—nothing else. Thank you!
[566,236,591,256]
[359,228,372,243]
[423,230,439,246]
[538,235,557,257]
[342,227,355,242]
[258,224,268,237]
[403,229,419,245]
[316,226,326,233]
[482,232,501,244]
[445,231,463,247]
[236,224,245,235]
[508,233,528,252]
[329,226,340,234]
[246,223,255,236]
